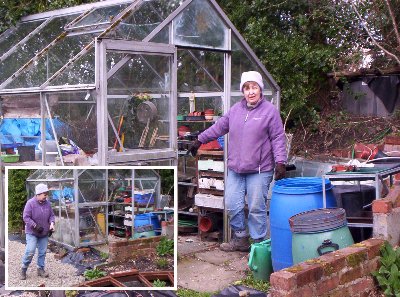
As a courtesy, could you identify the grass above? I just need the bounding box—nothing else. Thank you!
[233,272,270,292]
[177,289,215,297]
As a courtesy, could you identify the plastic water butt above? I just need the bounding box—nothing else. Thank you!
[270,177,337,271]
[290,208,354,264]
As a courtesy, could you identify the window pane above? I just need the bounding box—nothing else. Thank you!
[72,3,130,28]
[177,49,224,92]
[7,33,95,89]
[0,20,45,57]
[0,14,79,86]
[110,0,181,41]
[173,0,228,49]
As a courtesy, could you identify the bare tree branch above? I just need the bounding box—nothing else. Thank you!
[384,0,400,48]
[351,2,400,65]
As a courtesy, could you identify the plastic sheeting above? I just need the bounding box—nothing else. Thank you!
[212,285,266,297]
[0,118,66,148]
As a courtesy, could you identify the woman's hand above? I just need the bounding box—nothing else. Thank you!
[274,163,286,180]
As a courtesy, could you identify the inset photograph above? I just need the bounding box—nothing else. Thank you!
[6,167,176,290]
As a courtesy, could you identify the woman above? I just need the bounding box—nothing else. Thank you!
[189,71,287,252]
[21,183,55,279]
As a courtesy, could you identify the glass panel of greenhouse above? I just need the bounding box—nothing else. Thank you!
[0,0,279,169]
[26,168,162,249]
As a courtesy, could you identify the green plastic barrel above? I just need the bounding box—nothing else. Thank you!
[248,239,273,281]
[290,208,354,264]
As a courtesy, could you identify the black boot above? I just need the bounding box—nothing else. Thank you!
[220,235,250,252]
[37,268,49,278]
[20,268,27,280]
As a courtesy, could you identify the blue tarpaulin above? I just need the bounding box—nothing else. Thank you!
[0,118,66,149]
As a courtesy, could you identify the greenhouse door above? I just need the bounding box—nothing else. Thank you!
[98,39,177,165]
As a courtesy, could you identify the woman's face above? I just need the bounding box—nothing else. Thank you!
[243,82,261,105]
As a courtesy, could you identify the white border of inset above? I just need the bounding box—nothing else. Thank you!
[5,165,178,291]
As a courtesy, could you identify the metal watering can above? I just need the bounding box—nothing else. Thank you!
[248,239,273,281]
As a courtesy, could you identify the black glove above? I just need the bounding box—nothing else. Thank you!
[48,230,53,237]
[187,139,202,157]
[33,224,44,234]
[274,163,286,180]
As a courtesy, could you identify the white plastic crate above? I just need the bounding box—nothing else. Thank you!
[198,178,224,190]
[198,159,224,172]
[195,193,224,209]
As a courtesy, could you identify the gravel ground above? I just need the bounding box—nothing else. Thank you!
[7,240,85,288]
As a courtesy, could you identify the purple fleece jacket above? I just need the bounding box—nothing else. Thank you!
[23,197,55,238]
[198,97,287,173]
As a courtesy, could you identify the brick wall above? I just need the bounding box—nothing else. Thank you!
[269,238,384,297]
[108,236,162,262]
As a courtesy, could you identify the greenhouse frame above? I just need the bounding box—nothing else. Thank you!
[25,168,162,249]
[0,0,280,166]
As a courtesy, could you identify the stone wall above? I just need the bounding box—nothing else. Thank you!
[269,238,384,297]
[108,236,162,262]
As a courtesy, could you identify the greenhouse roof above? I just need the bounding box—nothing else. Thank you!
[0,0,279,96]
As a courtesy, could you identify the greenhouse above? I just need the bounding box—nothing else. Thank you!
[25,168,164,249]
[0,0,280,166]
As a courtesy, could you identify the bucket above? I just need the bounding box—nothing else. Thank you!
[134,213,161,234]
[270,177,337,271]
[18,145,35,162]
[248,239,273,281]
[290,208,354,264]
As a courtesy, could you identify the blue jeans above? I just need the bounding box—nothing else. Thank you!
[22,234,49,269]
[225,169,273,240]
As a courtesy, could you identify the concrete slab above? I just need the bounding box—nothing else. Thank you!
[195,249,247,266]
[178,235,218,257]
[178,257,247,293]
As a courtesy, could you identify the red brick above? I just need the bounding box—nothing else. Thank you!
[339,266,362,284]
[372,199,392,213]
[348,277,375,295]
[316,275,339,295]
[385,135,400,145]
[319,252,347,275]
[270,270,297,291]
[364,257,380,274]
[294,263,324,287]
[269,289,296,297]
[296,285,315,296]
[360,238,385,259]
[322,287,351,297]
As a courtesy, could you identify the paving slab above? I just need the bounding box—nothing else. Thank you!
[195,249,248,266]
[178,257,247,292]
[178,235,218,257]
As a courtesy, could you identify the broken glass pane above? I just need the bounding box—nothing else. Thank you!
[177,49,224,92]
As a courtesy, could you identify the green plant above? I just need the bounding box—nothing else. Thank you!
[100,252,108,260]
[65,291,78,297]
[177,289,214,297]
[372,241,400,296]
[153,279,167,287]
[83,268,107,280]
[156,257,169,269]
[156,237,174,256]
[233,272,270,292]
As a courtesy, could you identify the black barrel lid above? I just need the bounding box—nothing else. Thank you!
[289,208,347,233]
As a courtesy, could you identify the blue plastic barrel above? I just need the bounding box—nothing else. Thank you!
[270,177,336,271]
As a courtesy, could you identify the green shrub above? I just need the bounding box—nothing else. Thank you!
[156,237,174,256]
[153,279,167,287]
[156,257,169,269]
[372,241,400,296]
[84,268,107,280]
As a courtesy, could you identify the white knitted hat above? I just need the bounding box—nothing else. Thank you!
[35,183,49,195]
[240,71,264,91]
